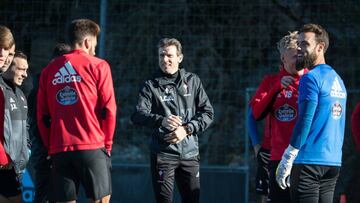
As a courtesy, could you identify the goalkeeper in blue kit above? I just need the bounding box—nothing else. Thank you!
[276,24,347,203]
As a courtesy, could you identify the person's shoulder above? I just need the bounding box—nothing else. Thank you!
[71,50,108,68]
[264,73,279,81]
[16,86,27,99]
[41,56,66,75]
[141,71,160,87]
[181,69,200,80]
[85,54,109,67]
[256,73,279,86]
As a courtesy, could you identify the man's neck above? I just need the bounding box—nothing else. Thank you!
[296,69,305,76]
[73,44,89,55]
[313,55,326,67]
[2,77,16,91]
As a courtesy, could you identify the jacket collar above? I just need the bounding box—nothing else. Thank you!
[1,77,17,92]
[279,68,309,79]
[154,68,186,87]
[70,49,87,55]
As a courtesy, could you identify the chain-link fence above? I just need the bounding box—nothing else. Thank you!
[1,0,360,202]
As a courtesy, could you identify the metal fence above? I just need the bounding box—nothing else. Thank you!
[1,0,360,202]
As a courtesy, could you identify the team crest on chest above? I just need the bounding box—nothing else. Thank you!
[160,87,174,102]
[183,83,191,97]
[275,104,297,122]
[331,101,342,120]
[9,97,18,111]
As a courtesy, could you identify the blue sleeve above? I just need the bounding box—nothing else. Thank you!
[290,101,317,148]
[290,74,318,149]
[247,107,260,146]
[298,73,319,103]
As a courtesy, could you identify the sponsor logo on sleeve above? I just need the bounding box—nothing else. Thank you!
[275,104,297,122]
[56,86,78,105]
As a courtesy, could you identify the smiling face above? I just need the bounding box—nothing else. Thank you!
[282,48,299,75]
[6,57,28,86]
[158,45,183,75]
[296,32,323,70]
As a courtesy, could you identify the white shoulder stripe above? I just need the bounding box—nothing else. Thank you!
[64,61,77,75]
[59,67,69,76]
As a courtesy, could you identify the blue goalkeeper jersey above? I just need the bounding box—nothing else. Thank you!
[291,64,347,166]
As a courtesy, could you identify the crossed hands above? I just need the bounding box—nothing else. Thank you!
[161,115,187,144]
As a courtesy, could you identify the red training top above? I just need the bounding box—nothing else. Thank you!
[0,89,11,166]
[250,69,306,160]
[37,49,117,155]
[351,102,360,151]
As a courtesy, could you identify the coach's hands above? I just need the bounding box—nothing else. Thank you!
[161,115,182,131]
[281,76,295,89]
[276,145,299,189]
[164,126,187,144]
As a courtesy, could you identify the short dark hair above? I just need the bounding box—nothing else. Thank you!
[157,38,182,55]
[300,23,329,53]
[0,25,15,50]
[9,51,27,68]
[52,43,71,58]
[68,19,100,45]
[14,51,27,60]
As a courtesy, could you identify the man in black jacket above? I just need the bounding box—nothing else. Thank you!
[0,51,30,203]
[27,43,71,203]
[131,38,214,203]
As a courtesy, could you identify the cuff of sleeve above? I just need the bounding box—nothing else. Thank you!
[283,145,299,163]
[187,122,195,134]
[105,143,113,152]
[157,116,164,127]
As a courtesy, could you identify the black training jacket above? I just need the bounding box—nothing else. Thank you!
[0,77,29,174]
[131,68,214,159]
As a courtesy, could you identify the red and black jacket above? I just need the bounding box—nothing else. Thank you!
[250,69,306,160]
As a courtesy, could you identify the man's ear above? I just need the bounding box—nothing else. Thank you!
[317,42,325,53]
[280,54,285,63]
[178,54,183,63]
[84,38,90,50]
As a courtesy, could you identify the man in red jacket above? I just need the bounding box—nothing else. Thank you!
[37,19,116,203]
[250,31,307,202]
[351,102,360,151]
